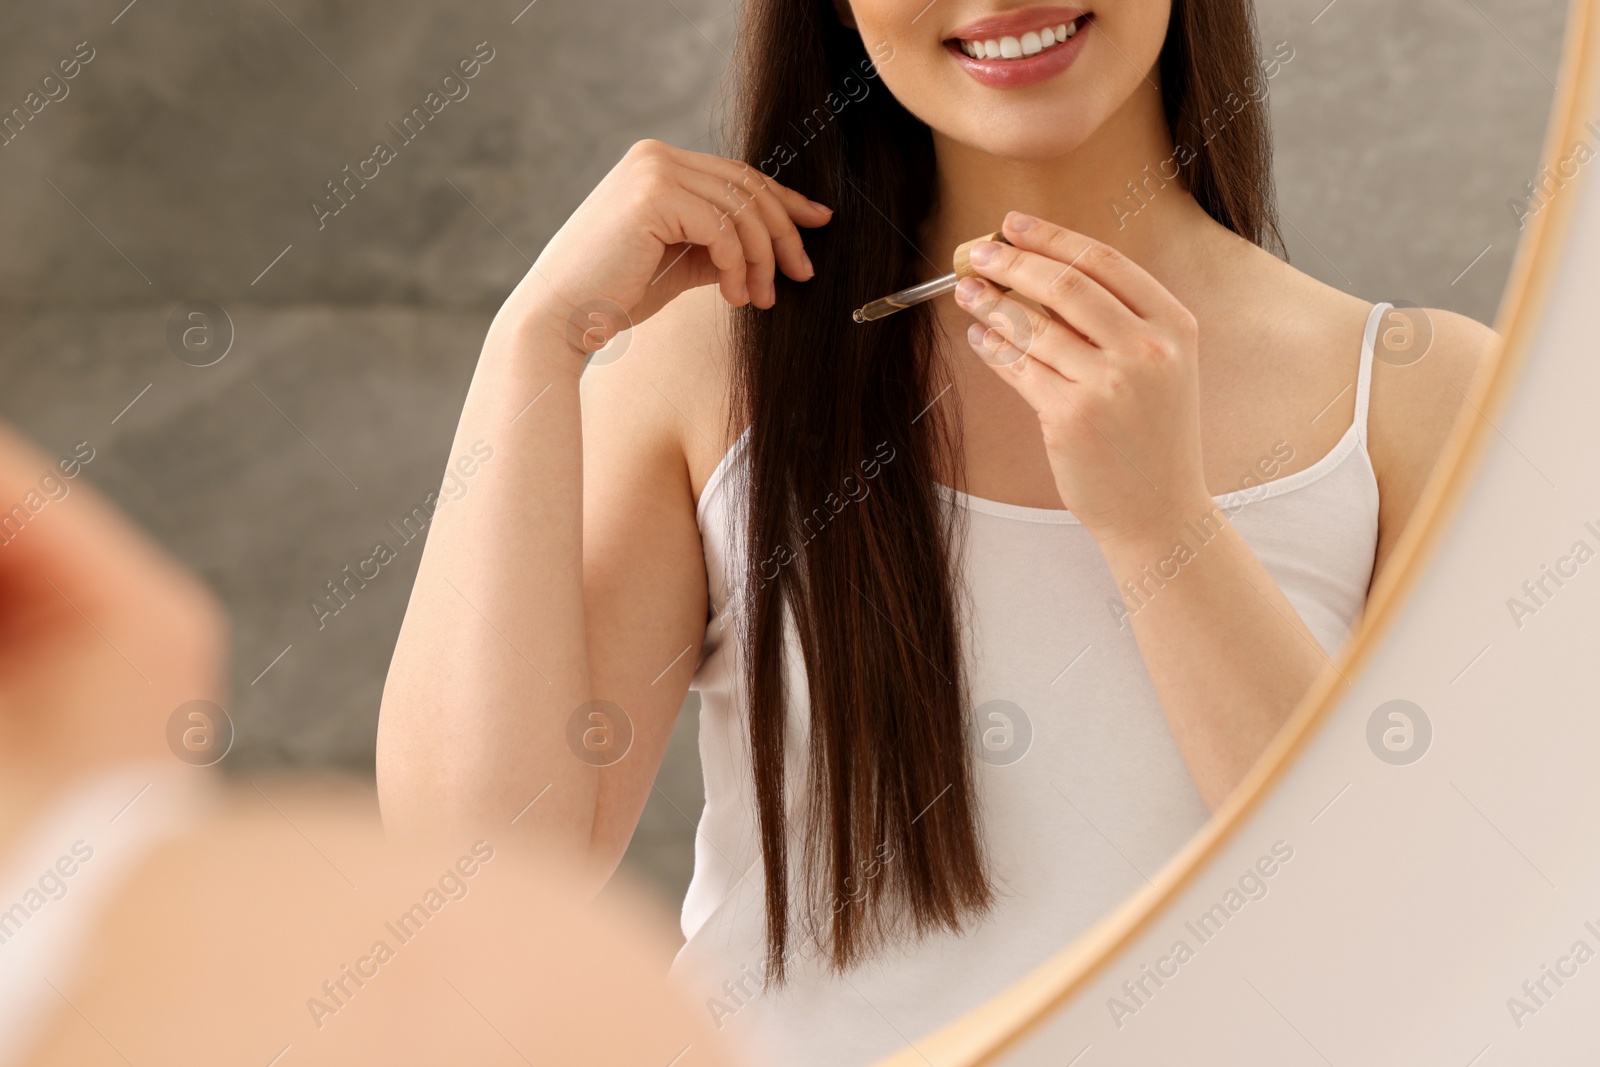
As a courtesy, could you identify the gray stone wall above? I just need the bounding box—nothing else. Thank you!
[0,0,1568,915]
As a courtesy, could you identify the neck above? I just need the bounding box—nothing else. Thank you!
[920,79,1222,287]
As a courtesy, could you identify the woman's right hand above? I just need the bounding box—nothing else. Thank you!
[382,142,812,870]
[519,139,834,350]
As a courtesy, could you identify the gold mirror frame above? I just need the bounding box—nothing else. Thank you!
[872,1,1600,1061]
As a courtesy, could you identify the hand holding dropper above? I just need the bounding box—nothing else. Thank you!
[851,230,1014,322]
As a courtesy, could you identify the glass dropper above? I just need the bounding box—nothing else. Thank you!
[851,230,1011,323]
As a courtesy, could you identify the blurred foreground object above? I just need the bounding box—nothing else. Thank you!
[8,778,733,1067]
[0,420,226,811]
[0,421,732,1066]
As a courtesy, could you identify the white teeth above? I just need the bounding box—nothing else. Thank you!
[958,17,1081,61]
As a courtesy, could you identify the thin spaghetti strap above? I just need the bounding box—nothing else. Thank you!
[1353,301,1391,446]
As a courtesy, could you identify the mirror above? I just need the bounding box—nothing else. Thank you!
[877,4,1600,1058]
[0,0,1576,1064]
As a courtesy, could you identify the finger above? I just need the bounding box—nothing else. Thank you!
[963,319,1076,418]
[656,187,752,306]
[678,169,782,307]
[955,277,1098,382]
[687,150,834,228]
[730,174,817,284]
[685,155,826,283]
[967,238,1141,348]
[999,212,1186,324]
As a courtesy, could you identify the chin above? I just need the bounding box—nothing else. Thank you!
[941,109,1104,162]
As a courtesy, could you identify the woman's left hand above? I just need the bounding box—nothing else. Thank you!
[954,211,1212,548]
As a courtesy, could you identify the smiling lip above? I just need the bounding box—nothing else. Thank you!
[945,7,1092,89]
[947,5,1088,41]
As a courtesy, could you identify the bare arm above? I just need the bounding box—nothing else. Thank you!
[375,141,830,885]
[1094,309,1498,808]
[1089,504,1329,810]
[959,212,1320,808]
[1366,308,1500,587]
[375,290,602,868]
[953,213,1481,811]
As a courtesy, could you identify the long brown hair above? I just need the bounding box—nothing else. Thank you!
[720,0,1279,982]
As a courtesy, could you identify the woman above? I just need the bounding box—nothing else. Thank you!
[377,0,1494,1061]
[0,419,223,1065]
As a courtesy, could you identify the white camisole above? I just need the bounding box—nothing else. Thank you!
[668,302,1389,1067]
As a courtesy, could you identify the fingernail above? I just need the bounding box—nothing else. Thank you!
[955,276,984,301]
[808,199,833,214]
[800,250,815,279]
[969,241,1000,266]
[966,322,988,347]
[1008,212,1038,232]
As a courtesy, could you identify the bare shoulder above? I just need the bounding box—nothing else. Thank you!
[1206,238,1497,576]
[1364,304,1499,568]
[1218,239,1497,475]
[578,283,739,506]
[1220,239,1374,353]
[1368,305,1499,435]
[1192,239,1373,482]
